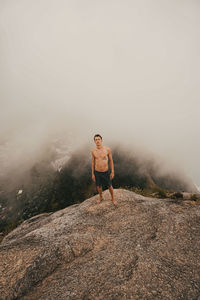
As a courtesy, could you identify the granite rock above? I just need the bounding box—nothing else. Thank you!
[0,189,200,299]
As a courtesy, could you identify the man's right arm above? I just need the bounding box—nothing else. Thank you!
[91,150,96,182]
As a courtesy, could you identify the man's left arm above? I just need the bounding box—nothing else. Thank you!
[108,147,114,179]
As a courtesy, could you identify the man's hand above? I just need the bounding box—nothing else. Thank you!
[92,174,96,182]
[110,171,114,180]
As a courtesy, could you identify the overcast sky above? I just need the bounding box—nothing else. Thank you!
[0,0,200,185]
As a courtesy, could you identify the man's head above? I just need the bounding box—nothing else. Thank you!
[94,134,102,147]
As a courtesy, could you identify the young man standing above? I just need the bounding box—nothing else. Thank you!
[91,134,117,206]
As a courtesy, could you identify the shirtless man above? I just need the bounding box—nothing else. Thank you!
[91,134,117,206]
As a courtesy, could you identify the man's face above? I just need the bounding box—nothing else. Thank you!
[94,137,102,147]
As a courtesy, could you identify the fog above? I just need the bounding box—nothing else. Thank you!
[1,0,200,186]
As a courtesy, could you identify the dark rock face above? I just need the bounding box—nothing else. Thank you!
[0,189,200,299]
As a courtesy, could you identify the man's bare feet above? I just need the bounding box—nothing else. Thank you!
[112,199,117,206]
[97,197,103,204]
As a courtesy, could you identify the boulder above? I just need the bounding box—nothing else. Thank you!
[0,189,200,299]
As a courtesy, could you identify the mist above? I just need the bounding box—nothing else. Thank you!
[1,0,200,186]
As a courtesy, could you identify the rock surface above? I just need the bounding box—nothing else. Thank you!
[0,189,200,300]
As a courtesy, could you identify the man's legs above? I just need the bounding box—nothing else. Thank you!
[108,185,117,206]
[97,186,103,203]
[97,185,117,206]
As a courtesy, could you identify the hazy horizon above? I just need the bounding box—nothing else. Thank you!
[1,0,200,186]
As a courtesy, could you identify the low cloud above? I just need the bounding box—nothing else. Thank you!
[0,0,200,187]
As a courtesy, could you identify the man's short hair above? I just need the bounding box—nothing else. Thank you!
[94,134,102,140]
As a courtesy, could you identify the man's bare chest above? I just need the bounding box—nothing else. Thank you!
[94,148,108,160]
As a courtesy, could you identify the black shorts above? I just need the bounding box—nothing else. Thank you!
[94,169,112,188]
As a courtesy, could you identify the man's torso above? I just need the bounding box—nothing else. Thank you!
[92,146,109,172]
